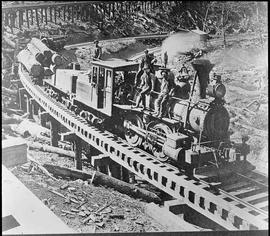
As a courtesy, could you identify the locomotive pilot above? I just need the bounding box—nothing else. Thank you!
[153,68,175,118]
[93,40,102,60]
[134,65,155,110]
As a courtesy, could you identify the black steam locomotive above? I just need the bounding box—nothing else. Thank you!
[43,58,249,173]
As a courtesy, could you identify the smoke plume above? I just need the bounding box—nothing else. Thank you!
[161,32,203,64]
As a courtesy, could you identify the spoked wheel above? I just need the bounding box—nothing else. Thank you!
[151,123,172,162]
[123,114,144,147]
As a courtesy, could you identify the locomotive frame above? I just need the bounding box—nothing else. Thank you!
[43,58,249,175]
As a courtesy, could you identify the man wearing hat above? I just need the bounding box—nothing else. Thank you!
[176,65,190,83]
[93,40,102,60]
[153,68,175,118]
[135,49,156,86]
[175,65,191,99]
[134,65,155,109]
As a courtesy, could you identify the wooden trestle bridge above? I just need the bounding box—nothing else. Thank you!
[2,1,173,30]
[18,62,268,231]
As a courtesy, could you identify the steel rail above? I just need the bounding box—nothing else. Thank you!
[18,64,268,230]
[236,172,268,189]
[199,178,268,218]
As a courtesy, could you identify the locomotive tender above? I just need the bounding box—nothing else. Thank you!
[42,57,248,174]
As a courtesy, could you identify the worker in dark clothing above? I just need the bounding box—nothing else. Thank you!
[153,68,175,118]
[134,65,155,109]
[93,40,102,60]
[163,51,168,68]
[135,49,156,85]
[148,53,157,73]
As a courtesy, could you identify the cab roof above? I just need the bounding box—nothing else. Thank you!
[92,58,139,70]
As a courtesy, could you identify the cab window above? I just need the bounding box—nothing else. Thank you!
[92,66,98,84]
[105,70,112,88]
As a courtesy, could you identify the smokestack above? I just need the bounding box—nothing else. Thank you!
[191,59,215,99]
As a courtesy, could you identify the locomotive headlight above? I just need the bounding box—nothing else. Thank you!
[215,84,226,98]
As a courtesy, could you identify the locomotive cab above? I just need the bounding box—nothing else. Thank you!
[88,59,139,116]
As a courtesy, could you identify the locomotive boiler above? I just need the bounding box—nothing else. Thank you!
[41,57,248,174]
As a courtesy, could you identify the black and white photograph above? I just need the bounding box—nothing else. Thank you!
[2,1,268,235]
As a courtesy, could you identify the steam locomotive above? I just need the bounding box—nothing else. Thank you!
[42,57,249,173]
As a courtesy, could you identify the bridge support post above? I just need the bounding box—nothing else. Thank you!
[50,117,60,147]
[18,10,23,29]
[108,161,121,179]
[26,96,33,119]
[91,155,110,174]
[61,132,82,170]
[74,137,82,170]
[35,9,40,29]
[26,9,30,28]
[31,98,39,116]
[121,166,130,183]
[39,111,48,127]
[30,9,34,25]
[19,88,26,112]
[164,199,186,216]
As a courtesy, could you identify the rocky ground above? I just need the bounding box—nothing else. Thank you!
[9,148,165,233]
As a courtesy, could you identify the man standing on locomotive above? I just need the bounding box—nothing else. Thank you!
[153,68,175,118]
[135,49,156,85]
[93,40,102,60]
[134,65,155,109]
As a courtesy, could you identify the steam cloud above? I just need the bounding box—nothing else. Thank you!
[161,32,203,64]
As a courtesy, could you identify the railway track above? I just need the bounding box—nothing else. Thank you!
[199,169,268,226]
[18,63,268,230]
[64,34,168,50]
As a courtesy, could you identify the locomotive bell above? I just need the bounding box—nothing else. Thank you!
[191,59,215,99]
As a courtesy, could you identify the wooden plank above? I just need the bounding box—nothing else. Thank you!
[229,187,259,196]
[248,197,269,206]
[18,10,23,29]
[2,165,74,234]
[71,6,74,22]
[63,6,66,21]
[80,5,83,21]
[144,203,203,231]
[54,7,57,23]
[35,9,39,28]
[2,137,27,168]
[222,182,252,192]
[253,201,268,209]
[26,9,29,28]
[58,7,61,20]
[112,2,115,17]
[4,12,8,26]
[30,9,33,25]
[88,5,91,21]
[40,8,43,23]
[241,193,268,203]
[108,3,111,18]
[44,7,48,24]
[74,137,82,170]
[49,7,52,22]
